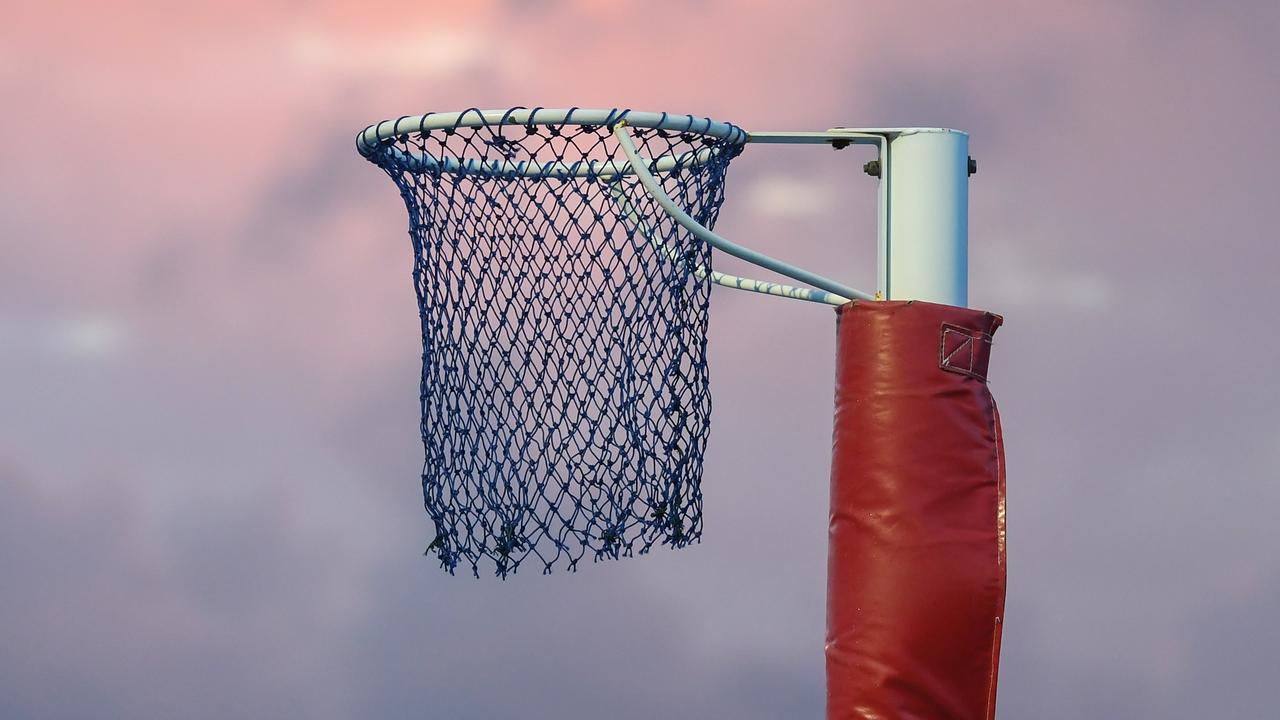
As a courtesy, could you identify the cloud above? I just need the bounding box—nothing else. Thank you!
[743,175,839,219]
[5,0,1280,717]
[0,313,132,360]
[977,242,1117,312]
[285,26,520,81]
[44,315,131,358]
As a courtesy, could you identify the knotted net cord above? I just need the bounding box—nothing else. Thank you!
[362,109,745,576]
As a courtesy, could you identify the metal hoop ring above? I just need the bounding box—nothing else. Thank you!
[356,107,747,180]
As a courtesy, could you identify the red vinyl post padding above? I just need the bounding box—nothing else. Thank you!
[827,301,1006,720]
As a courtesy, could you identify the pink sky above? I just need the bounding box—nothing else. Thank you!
[3,1,1279,717]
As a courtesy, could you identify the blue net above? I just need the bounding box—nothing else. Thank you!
[361,108,745,577]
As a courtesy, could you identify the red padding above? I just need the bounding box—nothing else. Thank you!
[827,301,1006,720]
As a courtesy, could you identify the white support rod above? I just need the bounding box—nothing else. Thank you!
[613,123,873,302]
[607,184,848,306]
[747,131,883,146]
[881,130,969,306]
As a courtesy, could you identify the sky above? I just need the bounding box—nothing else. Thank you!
[2,1,1279,717]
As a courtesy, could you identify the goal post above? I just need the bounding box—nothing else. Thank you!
[823,126,1004,720]
[827,300,1005,720]
[880,128,970,306]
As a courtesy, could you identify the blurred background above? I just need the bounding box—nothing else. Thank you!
[3,1,1278,718]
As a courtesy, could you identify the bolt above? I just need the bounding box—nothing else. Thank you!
[863,159,881,178]
[968,156,977,176]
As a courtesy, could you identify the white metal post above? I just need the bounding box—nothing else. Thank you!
[880,129,969,307]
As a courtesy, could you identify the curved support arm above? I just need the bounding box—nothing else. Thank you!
[608,184,847,306]
[612,123,874,303]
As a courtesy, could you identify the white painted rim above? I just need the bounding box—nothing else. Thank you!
[357,107,746,179]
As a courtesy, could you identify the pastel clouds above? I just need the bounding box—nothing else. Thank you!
[3,1,1280,717]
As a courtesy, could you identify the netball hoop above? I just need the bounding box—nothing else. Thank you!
[357,107,1006,720]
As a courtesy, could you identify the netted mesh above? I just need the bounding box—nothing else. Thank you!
[362,109,745,577]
